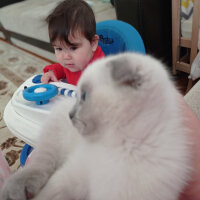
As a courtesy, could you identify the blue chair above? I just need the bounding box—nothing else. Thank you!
[20,20,145,167]
[96,20,145,56]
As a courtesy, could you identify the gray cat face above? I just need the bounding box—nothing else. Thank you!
[69,53,171,141]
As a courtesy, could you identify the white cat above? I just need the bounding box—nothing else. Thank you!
[1,53,191,200]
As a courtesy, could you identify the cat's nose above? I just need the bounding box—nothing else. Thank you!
[69,110,74,119]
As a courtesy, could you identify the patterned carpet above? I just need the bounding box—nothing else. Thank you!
[0,40,51,172]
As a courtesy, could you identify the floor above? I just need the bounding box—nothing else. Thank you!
[173,71,199,95]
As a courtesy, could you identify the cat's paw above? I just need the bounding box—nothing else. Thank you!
[0,168,50,200]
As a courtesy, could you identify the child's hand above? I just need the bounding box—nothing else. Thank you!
[41,71,58,84]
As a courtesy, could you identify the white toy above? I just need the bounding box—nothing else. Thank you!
[3,74,77,147]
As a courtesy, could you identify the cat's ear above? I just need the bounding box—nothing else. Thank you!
[110,59,142,89]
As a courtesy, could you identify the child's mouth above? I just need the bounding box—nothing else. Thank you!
[66,64,74,67]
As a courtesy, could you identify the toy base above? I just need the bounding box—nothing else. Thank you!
[3,75,77,147]
[4,101,40,147]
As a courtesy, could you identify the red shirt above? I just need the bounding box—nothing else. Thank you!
[43,46,105,85]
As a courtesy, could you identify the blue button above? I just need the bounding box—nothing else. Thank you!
[32,74,42,84]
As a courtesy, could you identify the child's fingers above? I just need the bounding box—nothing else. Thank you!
[41,74,50,84]
[50,75,58,82]
[46,71,58,82]
[41,71,58,83]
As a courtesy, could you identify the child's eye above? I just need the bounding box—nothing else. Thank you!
[57,48,62,51]
[55,47,62,51]
[70,46,78,51]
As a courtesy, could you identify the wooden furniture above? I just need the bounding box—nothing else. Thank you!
[172,0,200,92]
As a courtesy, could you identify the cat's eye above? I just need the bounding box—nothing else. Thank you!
[81,91,87,102]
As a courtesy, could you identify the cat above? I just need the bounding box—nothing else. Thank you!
[1,53,191,200]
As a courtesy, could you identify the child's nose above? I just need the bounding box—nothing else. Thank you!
[63,50,71,59]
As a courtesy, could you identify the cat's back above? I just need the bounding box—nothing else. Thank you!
[66,53,191,200]
[81,134,189,200]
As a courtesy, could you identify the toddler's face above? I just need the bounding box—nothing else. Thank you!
[53,33,98,72]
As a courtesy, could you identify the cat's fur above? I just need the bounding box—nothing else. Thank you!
[1,53,191,200]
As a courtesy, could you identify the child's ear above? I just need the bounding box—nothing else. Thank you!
[91,34,99,52]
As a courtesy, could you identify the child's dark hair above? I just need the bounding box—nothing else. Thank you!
[46,0,96,45]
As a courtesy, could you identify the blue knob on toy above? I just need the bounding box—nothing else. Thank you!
[32,74,42,84]
[23,84,58,105]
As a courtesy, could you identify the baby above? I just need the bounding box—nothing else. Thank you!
[41,0,105,85]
